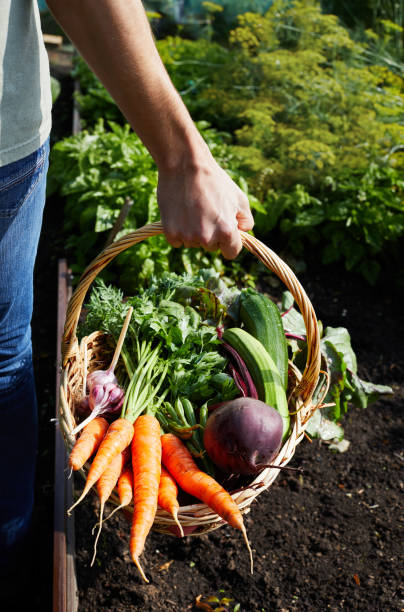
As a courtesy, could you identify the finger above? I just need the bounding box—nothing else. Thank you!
[163,228,183,248]
[169,239,183,248]
[217,226,243,260]
[202,242,220,253]
[237,211,254,232]
[236,201,255,232]
[182,233,201,249]
[201,230,220,253]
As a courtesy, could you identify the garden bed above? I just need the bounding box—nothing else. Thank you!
[69,264,404,612]
[6,67,403,611]
[29,205,404,611]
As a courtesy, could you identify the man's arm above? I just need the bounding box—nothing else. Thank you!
[46,0,253,258]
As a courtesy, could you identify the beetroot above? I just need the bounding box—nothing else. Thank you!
[203,397,283,475]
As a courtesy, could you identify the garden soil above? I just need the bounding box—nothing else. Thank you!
[2,74,403,611]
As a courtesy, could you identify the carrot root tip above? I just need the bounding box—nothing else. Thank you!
[173,509,184,538]
[67,485,90,515]
[133,556,149,583]
[241,523,254,574]
[91,521,99,536]
[99,503,123,528]
[90,504,105,567]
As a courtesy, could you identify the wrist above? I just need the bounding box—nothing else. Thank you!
[155,124,213,176]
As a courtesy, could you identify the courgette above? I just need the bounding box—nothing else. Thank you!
[239,288,289,391]
[222,327,290,441]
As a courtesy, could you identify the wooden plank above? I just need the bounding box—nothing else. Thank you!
[53,259,78,612]
[105,196,133,246]
[43,33,64,47]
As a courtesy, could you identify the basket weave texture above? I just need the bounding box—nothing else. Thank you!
[59,221,322,536]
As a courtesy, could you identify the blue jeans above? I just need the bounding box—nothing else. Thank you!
[0,139,50,565]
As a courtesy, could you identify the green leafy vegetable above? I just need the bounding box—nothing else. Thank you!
[279,290,393,442]
[79,275,238,410]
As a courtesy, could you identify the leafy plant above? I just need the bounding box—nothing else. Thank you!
[47,119,258,289]
[262,164,404,284]
[80,271,394,450]
[280,290,393,442]
[64,1,404,284]
[50,76,61,104]
[79,276,235,404]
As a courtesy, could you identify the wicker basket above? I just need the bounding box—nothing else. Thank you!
[59,221,322,536]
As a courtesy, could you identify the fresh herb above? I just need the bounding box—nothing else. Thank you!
[79,274,239,415]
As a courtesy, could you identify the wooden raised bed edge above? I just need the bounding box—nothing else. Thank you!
[53,259,78,612]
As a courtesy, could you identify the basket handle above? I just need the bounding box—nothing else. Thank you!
[61,221,321,403]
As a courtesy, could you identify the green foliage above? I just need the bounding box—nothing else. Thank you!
[80,274,238,410]
[50,76,61,104]
[47,119,257,290]
[281,290,393,441]
[71,57,124,126]
[160,0,404,281]
[322,1,404,61]
[225,2,404,182]
[156,36,231,117]
[260,163,404,284]
[144,0,273,41]
[47,120,160,282]
[66,0,404,284]
[153,2,404,192]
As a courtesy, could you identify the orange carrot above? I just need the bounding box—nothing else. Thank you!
[117,466,134,505]
[129,414,161,583]
[68,416,109,471]
[161,433,253,573]
[158,466,184,538]
[68,417,134,514]
[102,465,134,525]
[91,447,130,566]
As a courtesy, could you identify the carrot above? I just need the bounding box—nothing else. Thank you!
[68,417,134,514]
[68,416,109,471]
[101,465,134,526]
[91,447,131,566]
[161,433,253,573]
[158,466,184,538]
[129,414,161,583]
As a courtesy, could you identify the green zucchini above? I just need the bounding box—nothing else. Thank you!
[239,288,289,391]
[222,327,290,441]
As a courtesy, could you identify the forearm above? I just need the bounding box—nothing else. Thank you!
[46,0,209,171]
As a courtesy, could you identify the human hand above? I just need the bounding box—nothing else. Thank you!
[157,154,254,260]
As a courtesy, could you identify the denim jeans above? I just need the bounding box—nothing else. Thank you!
[0,139,50,565]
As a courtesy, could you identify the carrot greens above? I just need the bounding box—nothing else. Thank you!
[79,276,239,411]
